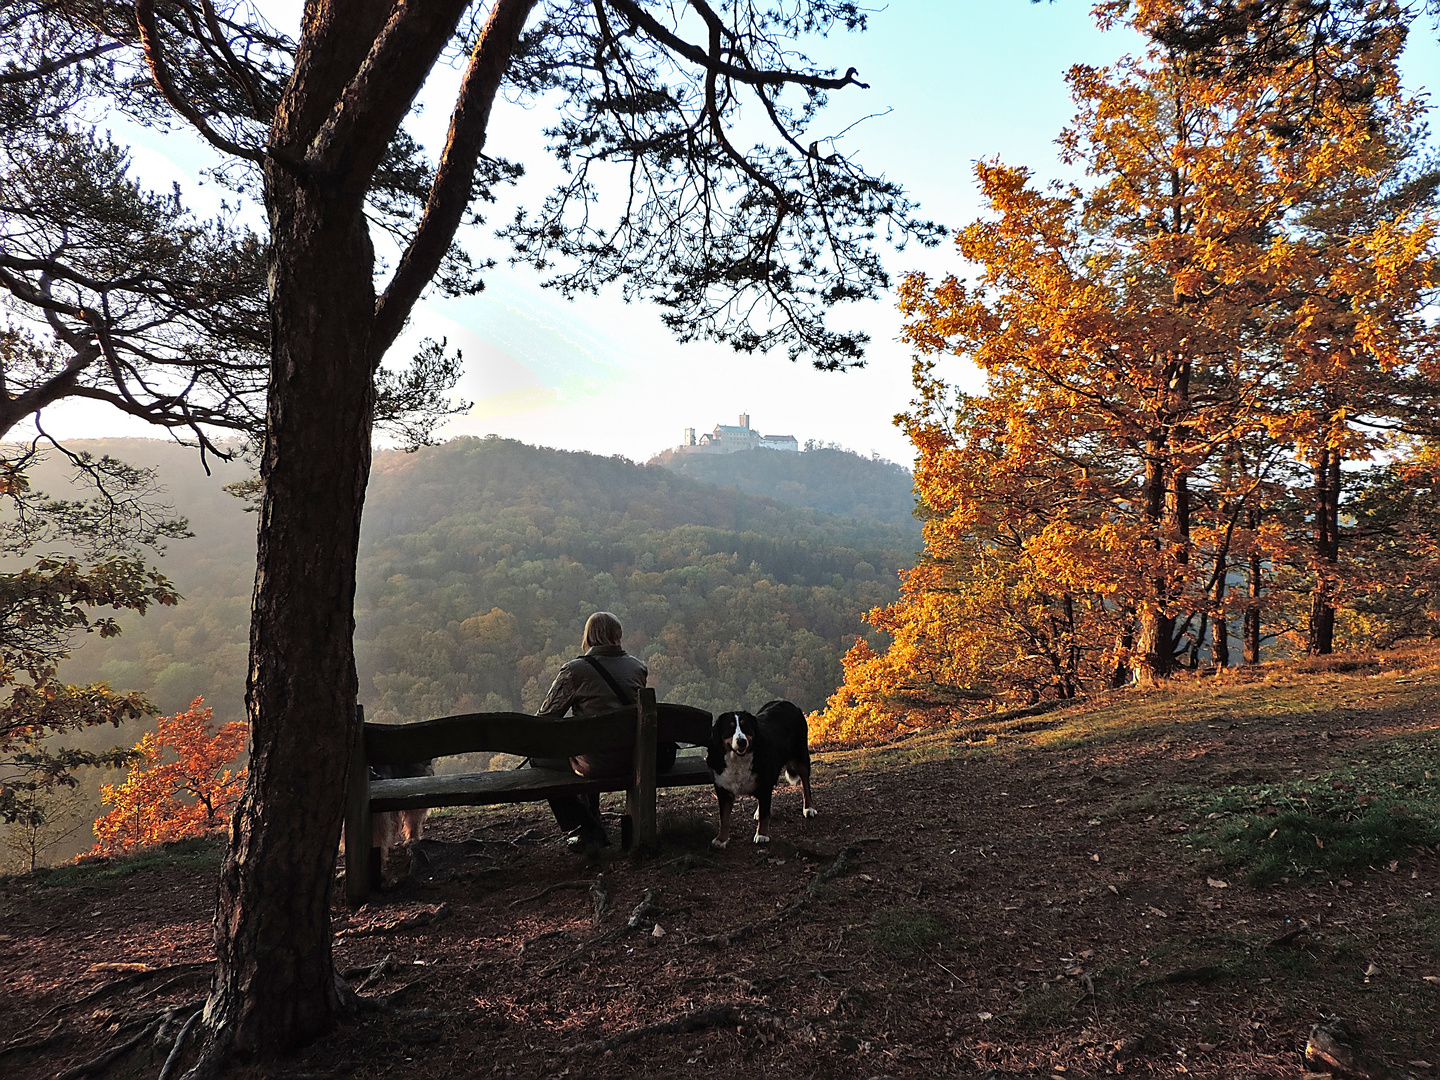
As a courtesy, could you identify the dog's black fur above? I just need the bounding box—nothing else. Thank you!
[706,699,817,848]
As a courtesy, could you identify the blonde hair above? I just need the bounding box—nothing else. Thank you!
[582,611,623,649]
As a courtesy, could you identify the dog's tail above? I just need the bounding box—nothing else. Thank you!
[780,767,801,786]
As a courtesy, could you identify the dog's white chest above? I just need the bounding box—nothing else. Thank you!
[713,751,759,796]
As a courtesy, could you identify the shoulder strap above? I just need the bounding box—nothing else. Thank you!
[579,654,633,707]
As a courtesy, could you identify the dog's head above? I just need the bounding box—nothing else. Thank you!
[714,711,758,757]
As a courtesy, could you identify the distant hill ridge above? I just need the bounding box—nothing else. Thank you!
[649,445,920,538]
[37,437,913,728]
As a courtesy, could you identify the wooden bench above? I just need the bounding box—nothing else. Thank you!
[344,688,713,904]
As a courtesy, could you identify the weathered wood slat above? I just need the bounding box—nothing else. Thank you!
[369,754,712,812]
[343,704,373,907]
[362,702,713,765]
[629,690,659,847]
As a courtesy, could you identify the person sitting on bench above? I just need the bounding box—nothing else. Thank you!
[535,612,676,849]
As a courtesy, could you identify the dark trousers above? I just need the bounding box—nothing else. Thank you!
[531,757,607,841]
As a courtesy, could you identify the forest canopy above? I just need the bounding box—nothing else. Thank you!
[45,437,913,725]
[813,0,1440,746]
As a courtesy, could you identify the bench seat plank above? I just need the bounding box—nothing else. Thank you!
[370,755,713,812]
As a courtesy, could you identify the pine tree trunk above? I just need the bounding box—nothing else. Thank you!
[201,161,378,1060]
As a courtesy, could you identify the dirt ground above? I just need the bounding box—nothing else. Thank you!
[3,656,1439,1080]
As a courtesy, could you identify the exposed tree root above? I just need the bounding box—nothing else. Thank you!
[32,962,212,1026]
[648,853,719,874]
[53,1017,163,1080]
[626,888,661,930]
[538,888,662,976]
[0,1018,64,1058]
[687,844,861,947]
[560,1003,742,1055]
[157,1008,203,1080]
[134,969,211,1003]
[591,873,609,923]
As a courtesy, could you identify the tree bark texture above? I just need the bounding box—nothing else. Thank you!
[205,162,378,1059]
[193,1,539,1063]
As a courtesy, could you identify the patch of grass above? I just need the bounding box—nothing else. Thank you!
[865,907,949,961]
[656,810,716,848]
[1016,984,1078,1030]
[17,835,227,891]
[1186,734,1440,885]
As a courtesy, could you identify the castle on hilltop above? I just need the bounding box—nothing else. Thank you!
[677,413,799,455]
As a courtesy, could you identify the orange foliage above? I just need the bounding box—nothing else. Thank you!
[813,2,1438,746]
[91,698,247,856]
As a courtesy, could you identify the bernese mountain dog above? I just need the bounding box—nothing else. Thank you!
[707,699,817,849]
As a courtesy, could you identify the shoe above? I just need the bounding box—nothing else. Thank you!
[566,827,610,851]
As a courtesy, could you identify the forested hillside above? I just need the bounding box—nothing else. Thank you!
[356,437,911,721]
[40,437,912,728]
[650,445,920,538]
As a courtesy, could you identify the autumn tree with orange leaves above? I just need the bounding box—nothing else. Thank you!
[812,0,1439,745]
[92,699,247,857]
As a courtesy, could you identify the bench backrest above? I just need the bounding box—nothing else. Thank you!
[362,701,713,767]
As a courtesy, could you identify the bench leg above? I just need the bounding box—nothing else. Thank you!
[621,814,633,850]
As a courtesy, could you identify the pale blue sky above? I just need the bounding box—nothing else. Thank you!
[41,2,1440,465]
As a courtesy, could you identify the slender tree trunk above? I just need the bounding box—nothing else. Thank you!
[202,160,378,1060]
[1190,611,1207,670]
[1135,432,1173,684]
[1307,442,1342,655]
[1245,500,1263,665]
[1210,548,1230,669]
[1111,602,1135,688]
[1063,593,1079,698]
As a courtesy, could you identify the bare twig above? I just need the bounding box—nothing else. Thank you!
[517,929,574,955]
[626,888,662,930]
[560,1003,742,1055]
[355,954,395,994]
[508,880,592,907]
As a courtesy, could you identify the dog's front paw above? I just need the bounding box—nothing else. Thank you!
[710,837,729,850]
[752,833,770,844]
[803,807,819,818]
